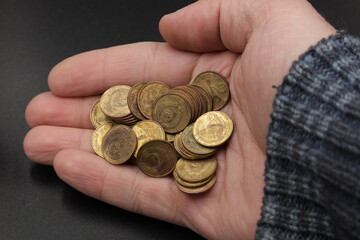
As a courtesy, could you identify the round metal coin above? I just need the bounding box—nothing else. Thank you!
[182,123,218,155]
[90,99,114,128]
[102,124,137,164]
[137,140,179,177]
[153,94,191,133]
[176,157,217,183]
[193,111,233,147]
[100,85,132,118]
[192,71,230,110]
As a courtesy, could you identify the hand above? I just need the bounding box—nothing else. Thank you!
[24,0,335,239]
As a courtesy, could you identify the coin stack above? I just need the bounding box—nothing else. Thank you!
[173,157,217,194]
[174,123,218,160]
[90,71,233,194]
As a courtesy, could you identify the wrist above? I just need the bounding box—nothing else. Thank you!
[249,0,336,150]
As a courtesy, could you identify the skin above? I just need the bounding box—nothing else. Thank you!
[24,0,336,239]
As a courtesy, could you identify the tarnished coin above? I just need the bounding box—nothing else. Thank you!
[102,125,137,164]
[182,123,217,156]
[90,99,114,128]
[174,132,211,160]
[193,111,233,147]
[192,71,230,110]
[176,157,217,183]
[100,85,132,119]
[152,94,191,133]
[127,83,146,120]
[175,175,216,194]
[173,169,214,188]
[132,120,166,157]
[137,140,179,177]
[137,82,170,119]
[91,123,113,157]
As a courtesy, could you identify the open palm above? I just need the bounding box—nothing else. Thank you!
[24,0,335,239]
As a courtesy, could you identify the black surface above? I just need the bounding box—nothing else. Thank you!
[0,0,359,239]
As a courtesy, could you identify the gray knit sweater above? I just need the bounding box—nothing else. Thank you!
[255,34,360,239]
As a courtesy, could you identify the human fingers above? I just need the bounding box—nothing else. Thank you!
[54,149,184,225]
[28,50,238,129]
[49,42,200,97]
[23,126,93,165]
[25,92,98,129]
[159,0,266,53]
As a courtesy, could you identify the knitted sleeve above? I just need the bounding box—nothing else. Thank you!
[255,34,360,240]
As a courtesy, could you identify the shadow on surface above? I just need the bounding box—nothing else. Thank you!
[30,163,203,239]
[61,182,204,239]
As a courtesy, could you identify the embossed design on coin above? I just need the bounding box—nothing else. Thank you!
[192,71,230,110]
[91,123,113,157]
[132,120,165,157]
[137,82,170,119]
[137,140,179,177]
[176,157,217,183]
[193,111,233,147]
[153,94,191,133]
[182,124,217,155]
[90,99,114,128]
[100,85,131,119]
[102,125,137,164]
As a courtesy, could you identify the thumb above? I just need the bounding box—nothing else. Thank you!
[159,0,258,53]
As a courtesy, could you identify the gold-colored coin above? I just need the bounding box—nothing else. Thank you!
[102,125,137,164]
[193,111,233,147]
[176,157,217,183]
[137,82,170,119]
[175,175,216,194]
[173,169,214,188]
[127,83,146,120]
[173,133,183,154]
[165,133,175,143]
[114,114,139,126]
[91,123,113,157]
[152,94,191,133]
[192,71,230,110]
[137,140,179,177]
[90,99,114,128]
[174,132,206,160]
[132,120,166,157]
[100,85,131,119]
[182,123,218,156]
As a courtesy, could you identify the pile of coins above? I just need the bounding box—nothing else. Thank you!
[90,71,233,194]
[173,157,217,194]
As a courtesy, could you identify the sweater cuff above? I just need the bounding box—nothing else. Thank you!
[256,34,360,240]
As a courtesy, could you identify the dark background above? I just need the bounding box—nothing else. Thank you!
[0,0,359,239]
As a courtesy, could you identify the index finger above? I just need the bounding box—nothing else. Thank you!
[49,42,200,97]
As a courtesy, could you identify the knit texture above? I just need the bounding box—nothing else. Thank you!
[255,34,360,240]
